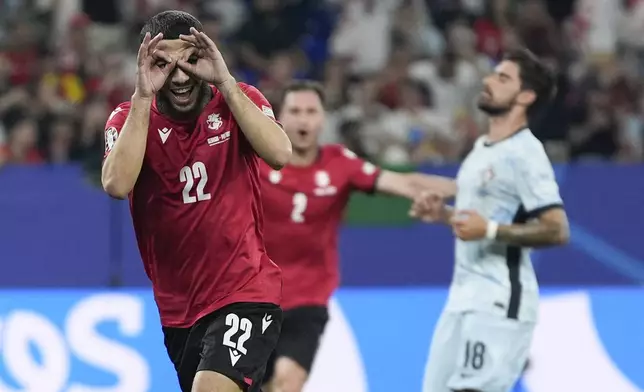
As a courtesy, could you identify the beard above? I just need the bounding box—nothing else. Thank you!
[157,83,211,120]
[477,101,512,116]
[477,92,516,116]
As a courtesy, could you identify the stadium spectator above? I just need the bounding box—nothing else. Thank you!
[0,0,641,174]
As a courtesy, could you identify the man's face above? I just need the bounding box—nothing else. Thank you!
[478,60,524,116]
[156,39,206,114]
[280,90,325,152]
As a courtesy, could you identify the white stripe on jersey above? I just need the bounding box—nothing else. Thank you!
[444,128,563,322]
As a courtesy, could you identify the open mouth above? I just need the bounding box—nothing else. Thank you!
[171,86,194,104]
[297,129,309,137]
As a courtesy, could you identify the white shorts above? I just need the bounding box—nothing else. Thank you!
[422,311,534,392]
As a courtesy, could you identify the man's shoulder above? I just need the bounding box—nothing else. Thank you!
[504,130,551,165]
[321,144,359,161]
[106,102,132,124]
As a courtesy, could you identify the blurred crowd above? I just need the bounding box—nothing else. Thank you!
[0,0,643,175]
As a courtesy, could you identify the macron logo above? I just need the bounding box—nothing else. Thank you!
[158,127,172,144]
[229,348,241,366]
[262,313,273,334]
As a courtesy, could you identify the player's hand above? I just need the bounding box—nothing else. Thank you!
[409,191,447,223]
[135,32,175,100]
[178,27,234,86]
[451,210,488,241]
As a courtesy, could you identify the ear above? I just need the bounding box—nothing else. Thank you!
[517,89,536,106]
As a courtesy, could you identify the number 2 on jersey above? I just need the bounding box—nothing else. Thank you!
[291,192,308,223]
[179,161,211,204]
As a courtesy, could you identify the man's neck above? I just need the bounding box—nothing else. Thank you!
[487,110,528,144]
[290,148,319,167]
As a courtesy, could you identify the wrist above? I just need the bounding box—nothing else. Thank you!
[215,76,237,94]
[485,220,499,240]
[131,92,154,105]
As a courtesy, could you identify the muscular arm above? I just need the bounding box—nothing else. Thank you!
[218,79,292,169]
[496,208,570,248]
[101,96,151,199]
[376,170,457,200]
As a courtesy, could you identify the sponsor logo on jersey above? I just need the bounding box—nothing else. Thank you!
[207,113,223,131]
[314,170,337,196]
[105,127,118,152]
[207,131,231,147]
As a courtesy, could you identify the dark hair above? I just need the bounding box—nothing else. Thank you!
[280,80,326,107]
[139,10,203,43]
[504,48,556,115]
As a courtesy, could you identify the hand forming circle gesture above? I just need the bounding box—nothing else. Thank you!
[178,27,234,86]
[135,32,175,100]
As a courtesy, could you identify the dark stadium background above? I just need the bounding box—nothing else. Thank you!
[0,1,642,391]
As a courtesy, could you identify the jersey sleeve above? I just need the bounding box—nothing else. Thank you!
[340,147,381,193]
[103,103,130,158]
[512,149,563,218]
[238,83,278,123]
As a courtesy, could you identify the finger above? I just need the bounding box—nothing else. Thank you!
[192,27,216,50]
[152,50,173,64]
[177,59,198,76]
[137,32,151,64]
[147,33,164,55]
[179,34,199,46]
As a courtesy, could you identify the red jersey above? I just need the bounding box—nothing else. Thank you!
[104,83,282,328]
[259,145,381,310]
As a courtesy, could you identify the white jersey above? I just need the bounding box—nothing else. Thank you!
[445,128,563,322]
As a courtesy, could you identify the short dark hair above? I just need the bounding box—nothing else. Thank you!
[280,80,326,107]
[139,10,203,43]
[504,48,556,115]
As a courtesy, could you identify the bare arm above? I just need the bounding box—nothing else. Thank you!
[496,208,570,248]
[376,170,457,199]
[218,79,292,169]
[101,97,151,199]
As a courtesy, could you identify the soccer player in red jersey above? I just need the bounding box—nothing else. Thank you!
[260,81,455,392]
[101,11,292,392]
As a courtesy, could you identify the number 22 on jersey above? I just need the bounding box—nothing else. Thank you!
[179,161,211,204]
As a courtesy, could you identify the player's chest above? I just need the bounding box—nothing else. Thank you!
[260,165,350,218]
[456,149,516,200]
[145,110,241,176]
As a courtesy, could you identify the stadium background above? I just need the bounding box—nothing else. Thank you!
[0,0,643,391]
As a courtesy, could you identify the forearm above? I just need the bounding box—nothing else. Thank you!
[407,173,457,198]
[496,221,568,248]
[218,79,292,169]
[101,96,151,199]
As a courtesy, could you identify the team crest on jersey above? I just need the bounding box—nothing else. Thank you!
[481,166,495,184]
[314,170,337,196]
[207,113,223,131]
[269,170,282,184]
[105,127,118,152]
[477,166,496,197]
